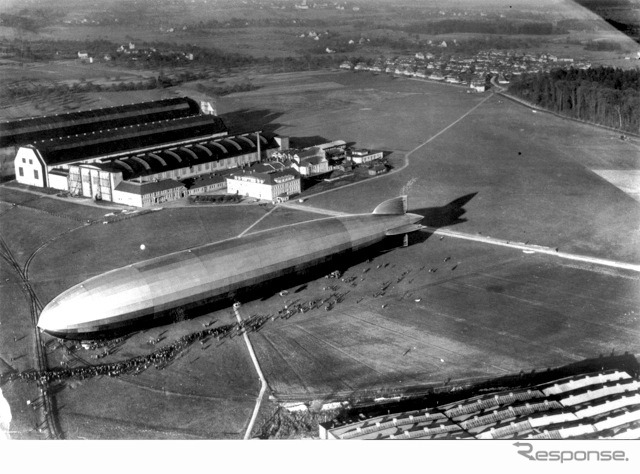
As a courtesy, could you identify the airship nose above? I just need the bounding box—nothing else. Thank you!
[37,304,58,333]
[37,293,72,334]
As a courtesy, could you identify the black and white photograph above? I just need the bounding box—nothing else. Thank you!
[0,0,638,467]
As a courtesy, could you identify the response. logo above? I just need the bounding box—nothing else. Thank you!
[513,442,629,463]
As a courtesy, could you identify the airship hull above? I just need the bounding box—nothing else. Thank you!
[38,197,423,340]
[41,245,361,340]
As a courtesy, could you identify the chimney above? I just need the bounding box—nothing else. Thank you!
[256,131,261,161]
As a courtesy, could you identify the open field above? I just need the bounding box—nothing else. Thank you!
[247,237,640,399]
[218,70,639,263]
[0,59,168,122]
[1,69,638,439]
[0,59,155,84]
[53,334,258,439]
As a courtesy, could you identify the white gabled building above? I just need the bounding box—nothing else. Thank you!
[227,167,301,203]
[14,146,47,188]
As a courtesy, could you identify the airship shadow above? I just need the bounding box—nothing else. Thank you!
[410,192,477,229]
[289,135,332,149]
[218,108,285,135]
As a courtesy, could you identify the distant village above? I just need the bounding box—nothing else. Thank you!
[340,49,593,91]
[78,42,195,65]
[74,39,595,93]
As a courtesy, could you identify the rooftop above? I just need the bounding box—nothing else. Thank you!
[0,97,201,148]
[114,179,185,195]
[298,155,327,166]
[85,133,277,181]
[33,114,228,166]
[320,369,640,440]
[229,165,299,186]
[185,174,226,189]
[316,140,346,150]
[248,161,287,173]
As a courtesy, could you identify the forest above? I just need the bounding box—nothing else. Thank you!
[395,19,566,36]
[508,67,640,134]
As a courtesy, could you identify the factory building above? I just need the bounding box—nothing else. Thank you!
[112,180,187,207]
[227,164,301,202]
[289,147,330,177]
[274,140,345,177]
[14,113,229,189]
[66,132,281,206]
[5,97,296,207]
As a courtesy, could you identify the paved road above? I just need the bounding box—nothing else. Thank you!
[232,304,268,440]
[423,226,640,273]
[237,205,279,237]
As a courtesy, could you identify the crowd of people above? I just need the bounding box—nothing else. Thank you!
[1,260,427,387]
[1,321,237,385]
[0,290,349,386]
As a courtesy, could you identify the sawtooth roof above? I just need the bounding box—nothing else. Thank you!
[88,133,277,181]
[31,114,228,166]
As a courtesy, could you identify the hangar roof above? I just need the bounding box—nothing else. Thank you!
[31,115,228,166]
[0,97,201,148]
[88,133,277,181]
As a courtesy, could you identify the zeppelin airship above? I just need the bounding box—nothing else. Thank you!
[38,196,423,339]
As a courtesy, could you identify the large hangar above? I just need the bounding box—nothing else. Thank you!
[0,97,204,178]
[14,114,229,189]
[0,97,202,149]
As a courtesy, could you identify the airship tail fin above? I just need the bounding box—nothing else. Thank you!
[372,196,407,215]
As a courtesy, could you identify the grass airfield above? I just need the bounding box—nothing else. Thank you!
[1,70,639,439]
[248,238,640,399]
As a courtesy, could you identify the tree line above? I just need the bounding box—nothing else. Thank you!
[508,67,640,133]
[0,8,64,32]
[583,40,623,51]
[391,19,566,36]
[1,69,212,103]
